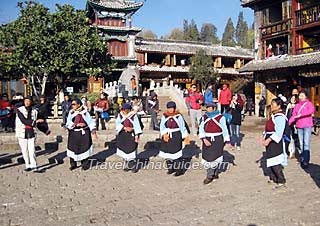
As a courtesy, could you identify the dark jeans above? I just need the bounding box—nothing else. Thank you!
[148,109,159,130]
[62,111,69,126]
[269,164,286,184]
[95,112,107,130]
[220,104,230,114]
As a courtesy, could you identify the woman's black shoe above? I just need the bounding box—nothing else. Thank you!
[69,165,77,171]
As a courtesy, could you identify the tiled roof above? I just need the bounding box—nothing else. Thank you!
[139,65,189,73]
[135,39,254,59]
[93,25,142,32]
[112,56,138,62]
[239,52,320,72]
[139,65,252,76]
[87,0,143,11]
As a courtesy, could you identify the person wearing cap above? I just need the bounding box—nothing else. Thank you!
[94,92,109,130]
[185,84,204,135]
[15,96,43,172]
[159,101,190,176]
[115,102,143,172]
[199,101,230,184]
[66,98,97,171]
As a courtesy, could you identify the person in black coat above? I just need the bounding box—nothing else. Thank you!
[230,94,244,151]
[35,95,51,135]
[259,96,266,118]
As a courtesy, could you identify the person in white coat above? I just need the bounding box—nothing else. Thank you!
[15,96,43,172]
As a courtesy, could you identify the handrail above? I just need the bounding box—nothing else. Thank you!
[296,4,320,26]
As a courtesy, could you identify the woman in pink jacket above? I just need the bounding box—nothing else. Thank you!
[289,91,315,168]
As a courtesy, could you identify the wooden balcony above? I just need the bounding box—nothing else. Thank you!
[296,4,320,27]
[260,19,292,39]
[296,44,320,55]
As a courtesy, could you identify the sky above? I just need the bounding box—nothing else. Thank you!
[0,0,254,39]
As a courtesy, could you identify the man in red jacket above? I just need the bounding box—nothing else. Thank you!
[218,84,232,114]
[185,84,204,135]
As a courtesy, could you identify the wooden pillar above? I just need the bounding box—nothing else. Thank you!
[292,0,298,55]
[144,52,148,64]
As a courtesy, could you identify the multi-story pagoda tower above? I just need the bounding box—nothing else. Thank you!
[87,0,144,82]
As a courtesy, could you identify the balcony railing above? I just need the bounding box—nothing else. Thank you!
[260,19,292,38]
[296,4,320,27]
[296,44,320,55]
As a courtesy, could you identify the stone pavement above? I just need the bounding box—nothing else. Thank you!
[0,116,320,226]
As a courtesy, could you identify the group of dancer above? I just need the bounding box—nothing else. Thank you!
[15,90,314,187]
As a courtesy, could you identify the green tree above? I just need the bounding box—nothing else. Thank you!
[200,23,220,44]
[164,28,184,40]
[0,1,112,97]
[222,17,236,47]
[183,19,199,41]
[189,49,218,91]
[138,29,158,39]
[245,23,255,49]
[235,12,248,47]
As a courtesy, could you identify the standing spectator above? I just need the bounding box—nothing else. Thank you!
[35,95,51,135]
[131,96,145,130]
[280,42,287,55]
[142,87,148,97]
[230,94,244,151]
[146,91,160,130]
[16,96,42,172]
[246,96,254,116]
[185,84,204,135]
[285,95,300,158]
[183,88,189,98]
[131,75,137,96]
[266,44,273,58]
[81,95,92,114]
[218,83,232,114]
[204,84,214,105]
[94,93,109,131]
[61,94,72,128]
[112,97,120,118]
[289,91,315,169]
[0,93,13,132]
[275,43,281,56]
[259,96,266,117]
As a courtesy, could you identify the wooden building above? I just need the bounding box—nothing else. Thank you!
[240,0,320,116]
[87,0,143,82]
[135,38,254,92]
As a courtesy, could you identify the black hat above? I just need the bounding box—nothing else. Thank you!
[24,96,33,102]
[122,103,132,110]
[166,101,176,109]
[205,102,217,108]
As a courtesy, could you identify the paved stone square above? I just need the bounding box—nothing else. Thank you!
[0,118,319,226]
